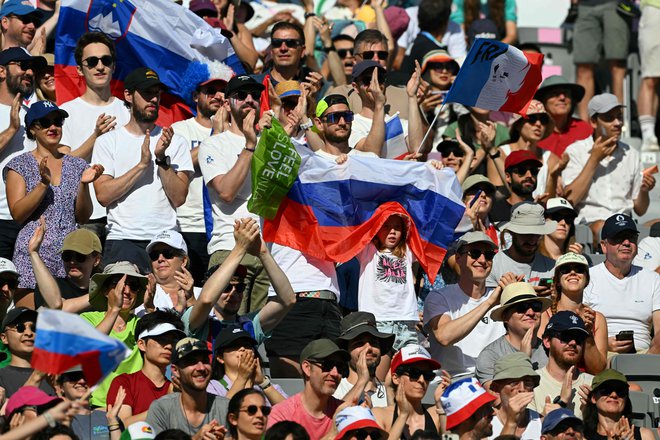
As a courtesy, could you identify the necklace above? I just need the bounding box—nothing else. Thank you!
[180,395,206,435]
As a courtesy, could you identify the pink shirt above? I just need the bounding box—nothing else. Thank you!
[267,393,341,438]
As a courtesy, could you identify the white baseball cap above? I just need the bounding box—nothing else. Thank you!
[0,258,19,277]
[146,230,188,255]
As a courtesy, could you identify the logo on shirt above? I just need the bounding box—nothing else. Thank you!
[376,254,406,284]
[205,155,214,164]
[644,252,651,260]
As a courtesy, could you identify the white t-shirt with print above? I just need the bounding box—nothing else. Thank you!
[92,126,193,240]
[634,237,660,272]
[0,104,32,220]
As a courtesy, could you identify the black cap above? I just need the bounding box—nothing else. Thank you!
[171,337,211,365]
[124,67,168,92]
[0,47,46,71]
[543,311,588,337]
[224,74,265,97]
[336,312,395,353]
[213,325,257,353]
[351,60,386,81]
[601,214,638,240]
[2,307,38,330]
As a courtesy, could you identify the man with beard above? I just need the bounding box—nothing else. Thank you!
[92,67,193,272]
[487,203,557,295]
[199,74,271,314]
[146,337,229,436]
[541,408,585,440]
[530,311,593,418]
[333,311,395,407]
[0,0,42,51]
[441,377,496,439]
[60,32,131,245]
[172,70,231,286]
[490,151,542,223]
[0,47,44,260]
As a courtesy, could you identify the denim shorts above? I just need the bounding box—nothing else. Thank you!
[375,320,422,352]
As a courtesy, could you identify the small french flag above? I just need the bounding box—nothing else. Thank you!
[384,113,409,159]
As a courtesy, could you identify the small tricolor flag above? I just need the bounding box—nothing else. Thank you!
[384,113,408,159]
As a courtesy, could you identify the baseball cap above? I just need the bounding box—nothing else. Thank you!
[334,406,387,440]
[455,231,497,252]
[124,67,168,92]
[224,74,265,97]
[136,323,185,342]
[24,100,68,128]
[441,377,496,430]
[0,258,19,277]
[171,337,212,364]
[541,408,583,434]
[213,325,257,353]
[300,339,350,364]
[492,352,540,385]
[554,252,589,272]
[2,307,37,331]
[5,386,61,419]
[146,230,188,255]
[543,311,589,337]
[275,80,302,99]
[591,369,628,393]
[61,229,102,255]
[461,174,496,195]
[390,344,440,374]
[0,0,43,19]
[588,93,625,119]
[120,422,157,440]
[0,47,47,70]
[351,60,385,82]
[504,150,543,170]
[316,94,350,117]
[490,282,551,321]
[336,311,395,354]
[189,0,217,15]
[544,197,575,215]
[601,213,638,240]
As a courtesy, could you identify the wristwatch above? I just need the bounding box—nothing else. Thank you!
[155,155,171,168]
[322,45,336,53]
[258,376,272,390]
[488,150,501,159]
[300,119,314,131]
[553,396,568,408]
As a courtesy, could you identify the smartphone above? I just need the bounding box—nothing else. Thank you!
[538,278,553,288]
[616,330,634,341]
[469,190,483,208]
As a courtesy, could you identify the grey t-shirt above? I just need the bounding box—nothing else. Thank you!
[71,410,112,440]
[486,251,556,288]
[146,392,229,435]
[475,335,548,384]
[0,365,55,397]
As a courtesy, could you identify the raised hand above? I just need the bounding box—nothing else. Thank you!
[155,127,174,160]
[591,135,617,161]
[106,386,126,423]
[521,327,534,357]
[144,273,156,312]
[240,110,257,148]
[39,157,51,185]
[94,113,117,137]
[108,274,127,311]
[212,101,230,134]
[406,61,422,98]
[81,164,105,184]
[233,218,260,252]
[9,93,21,130]
[174,266,195,299]
[256,111,273,132]
[304,71,324,96]
[28,216,46,254]
[139,130,152,168]
[368,68,386,107]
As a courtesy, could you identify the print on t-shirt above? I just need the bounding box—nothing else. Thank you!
[376,254,406,284]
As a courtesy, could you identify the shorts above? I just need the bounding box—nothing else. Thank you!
[639,5,660,78]
[573,2,630,63]
[265,297,341,358]
[375,320,422,352]
[0,219,20,261]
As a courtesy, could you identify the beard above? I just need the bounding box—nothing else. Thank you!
[7,70,33,96]
[511,178,536,196]
[325,129,350,143]
[133,104,159,123]
[198,99,221,119]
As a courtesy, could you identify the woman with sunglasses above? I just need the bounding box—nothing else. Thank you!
[5,101,103,308]
[419,50,461,144]
[226,389,271,440]
[35,56,56,102]
[538,253,607,375]
[539,198,583,261]
[583,369,655,440]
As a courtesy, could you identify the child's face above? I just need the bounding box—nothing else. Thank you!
[376,216,404,249]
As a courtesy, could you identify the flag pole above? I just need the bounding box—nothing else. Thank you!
[415,103,445,155]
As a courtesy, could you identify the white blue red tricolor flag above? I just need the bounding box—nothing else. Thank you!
[32,310,130,386]
[384,113,408,159]
[444,39,543,115]
[55,0,244,125]
[262,147,465,282]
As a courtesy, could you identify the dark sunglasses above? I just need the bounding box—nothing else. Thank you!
[8,14,40,25]
[461,249,496,261]
[595,384,629,399]
[607,234,638,245]
[0,276,19,289]
[323,111,354,124]
[525,113,550,125]
[35,117,64,128]
[10,322,35,333]
[396,367,436,382]
[281,98,299,111]
[310,359,349,377]
[230,90,261,101]
[557,264,587,275]
[510,165,540,176]
[201,86,224,96]
[107,276,143,292]
[223,282,246,294]
[598,111,623,123]
[148,249,180,261]
[240,405,272,416]
[548,212,576,224]
[337,48,353,58]
[358,74,386,86]
[511,301,543,314]
[351,429,383,440]
[61,371,85,383]
[272,38,303,49]
[441,148,465,158]
[426,62,458,74]
[357,50,388,60]
[466,185,494,197]
[82,55,114,68]
[554,331,587,345]
[62,251,89,263]
[6,60,38,72]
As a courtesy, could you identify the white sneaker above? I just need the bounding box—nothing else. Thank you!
[641,137,660,152]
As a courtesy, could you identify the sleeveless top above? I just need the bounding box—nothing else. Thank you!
[391,403,436,440]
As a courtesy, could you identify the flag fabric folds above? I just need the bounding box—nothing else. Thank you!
[384,113,409,159]
[32,309,130,386]
[444,39,544,116]
[262,147,465,282]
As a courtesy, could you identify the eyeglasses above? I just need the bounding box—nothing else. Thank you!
[337,48,353,58]
[357,50,388,60]
[548,212,576,224]
[201,86,224,96]
[309,359,349,377]
[82,55,114,68]
[8,14,40,25]
[62,251,89,263]
[461,249,496,261]
[230,90,261,101]
[426,62,458,75]
[272,38,303,49]
[557,264,587,275]
[509,165,540,176]
[595,384,629,399]
[9,322,35,333]
[350,429,383,440]
[397,367,436,382]
[323,111,354,124]
[223,282,246,294]
[240,405,272,416]
[511,301,543,314]
[35,116,64,128]
[526,113,550,125]
[553,331,587,345]
[148,249,180,261]
[0,276,19,289]
[106,276,143,292]
[606,234,638,245]
[61,372,86,383]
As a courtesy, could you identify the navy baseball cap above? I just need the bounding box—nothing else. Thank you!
[351,60,386,82]
[224,74,265,97]
[543,311,588,337]
[601,213,638,240]
[24,101,69,128]
[541,408,583,434]
[0,0,43,19]
[0,47,47,70]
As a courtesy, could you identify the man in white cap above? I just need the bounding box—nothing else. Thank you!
[486,202,556,295]
[476,282,551,388]
[441,377,496,439]
[0,258,18,367]
[424,231,507,375]
[562,93,655,237]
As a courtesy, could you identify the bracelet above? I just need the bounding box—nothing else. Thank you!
[300,120,314,131]
[43,411,56,428]
[109,426,121,432]
[435,407,446,416]
[259,375,272,390]
[304,12,316,18]
[244,146,256,153]
[107,422,120,427]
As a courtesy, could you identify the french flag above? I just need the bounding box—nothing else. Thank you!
[32,310,130,386]
[384,113,408,159]
[55,0,244,126]
[444,39,544,116]
[262,147,465,282]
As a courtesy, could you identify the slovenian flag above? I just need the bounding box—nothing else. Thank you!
[384,113,408,159]
[444,39,543,115]
[262,147,465,282]
[55,0,244,126]
[32,309,130,386]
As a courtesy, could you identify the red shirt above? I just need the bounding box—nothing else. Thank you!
[538,118,592,156]
[107,370,171,414]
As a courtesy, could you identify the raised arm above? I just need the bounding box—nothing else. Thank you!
[562,137,615,207]
[154,127,190,208]
[354,69,386,156]
[28,218,62,309]
[75,164,104,224]
[0,94,22,154]
[404,62,429,154]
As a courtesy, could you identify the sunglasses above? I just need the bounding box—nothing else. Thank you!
[607,234,638,245]
[337,48,353,58]
[357,50,388,60]
[61,372,86,383]
[223,282,246,294]
[598,111,623,123]
[272,38,303,49]
[461,249,496,261]
[510,165,540,176]
[201,86,224,96]
[106,276,143,292]
[8,14,40,25]
[553,331,587,345]
[525,113,550,125]
[426,62,458,74]
[62,251,89,263]
[358,74,386,86]
[230,90,261,101]
[281,98,299,111]
[595,384,629,399]
[309,359,349,377]
[0,276,19,289]
[82,55,114,68]
[466,185,494,197]
[397,367,436,382]
[35,117,64,128]
[350,429,383,440]
[9,322,35,333]
[441,148,465,158]
[323,111,354,124]
[240,405,272,416]
[148,249,180,261]
[511,301,543,314]
[6,60,38,71]
[548,212,576,224]
[557,264,587,275]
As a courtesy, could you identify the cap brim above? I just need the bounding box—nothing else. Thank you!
[535,83,585,103]
[491,296,552,321]
[400,356,441,370]
[335,420,387,440]
[543,415,583,434]
[445,393,496,430]
[502,220,557,235]
[199,78,228,87]
[337,326,396,354]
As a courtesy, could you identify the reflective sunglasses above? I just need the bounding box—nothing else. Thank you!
[461,249,496,261]
[396,367,436,382]
[509,165,540,176]
[426,62,458,74]
[35,116,64,128]
[526,113,550,125]
[240,405,272,416]
[230,90,261,101]
[309,359,349,377]
[106,276,143,292]
[272,38,303,49]
[62,251,89,263]
[357,50,388,60]
[548,212,576,224]
[350,429,383,440]
[557,264,587,275]
[9,322,35,333]
[148,249,180,261]
[323,111,354,124]
[595,384,629,399]
[82,55,114,68]
[553,331,587,345]
[223,282,246,294]
[511,301,543,314]
[7,60,38,71]
[0,276,19,289]
[337,48,353,58]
